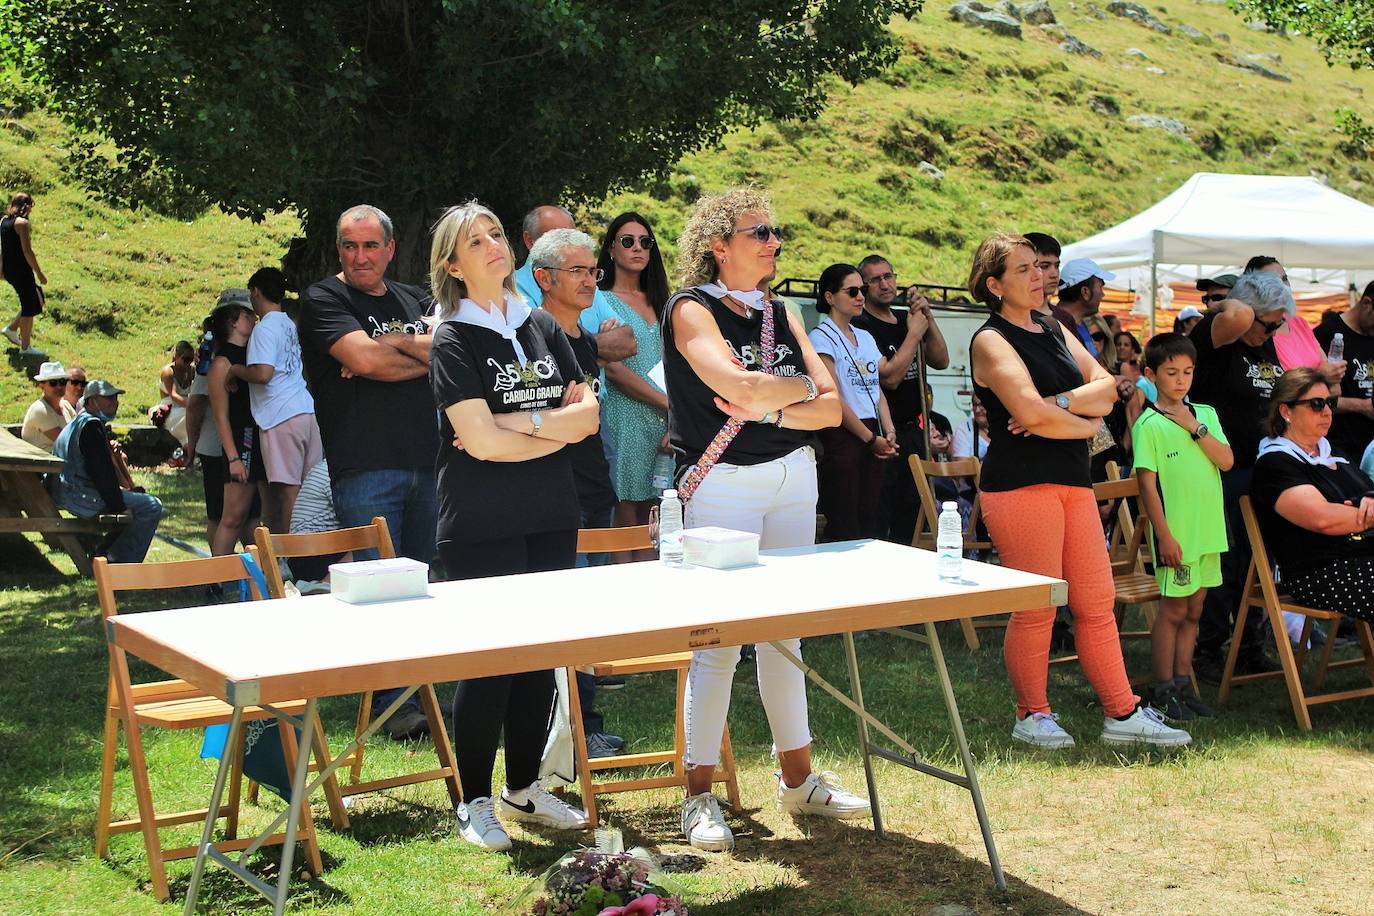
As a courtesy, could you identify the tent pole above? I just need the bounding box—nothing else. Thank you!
[1149,260,1158,337]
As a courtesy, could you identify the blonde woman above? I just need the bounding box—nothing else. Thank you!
[427,202,600,851]
[663,186,868,852]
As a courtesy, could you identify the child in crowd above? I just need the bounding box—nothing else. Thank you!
[1132,333,1234,721]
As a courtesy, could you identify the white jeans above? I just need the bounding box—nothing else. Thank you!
[683,446,816,767]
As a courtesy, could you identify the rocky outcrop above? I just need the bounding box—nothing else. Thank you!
[1020,1,1057,25]
[1127,114,1190,140]
[949,2,1023,38]
[1177,23,1210,43]
[1107,1,1172,34]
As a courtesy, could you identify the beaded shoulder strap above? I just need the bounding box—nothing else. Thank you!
[676,296,777,502]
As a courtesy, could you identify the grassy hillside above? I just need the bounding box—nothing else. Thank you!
[4,0,1374,419]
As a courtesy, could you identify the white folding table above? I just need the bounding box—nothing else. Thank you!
[106,539,1066,913]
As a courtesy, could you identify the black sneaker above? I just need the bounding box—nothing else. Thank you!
[1192,653,1225,685]
[586,732,620,759]
[1149,686,1196,722]
[1235,651,1281,675]
[1178,685,1216,718]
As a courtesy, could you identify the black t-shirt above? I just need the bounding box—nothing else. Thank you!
[663,289,812,470]
[1251,450,1374,571]
[298,275,439,475]
[1188,312,1281,468]
[565,330,617,512]
[430,308,582,544]
[972,312,1092,492]
[1313,319,1374,460]
[853,308,923,432]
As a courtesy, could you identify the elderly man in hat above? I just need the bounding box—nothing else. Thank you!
[1196,273,1239,313]
[52,379,163,563]
[21,361,70,452]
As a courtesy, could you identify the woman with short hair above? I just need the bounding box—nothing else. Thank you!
[665,186,867,852]
[808,262,897,541]
[968,233,1190,749]
[1251,367,1374,624]
[1,192,49,353]
[427,201,600,851]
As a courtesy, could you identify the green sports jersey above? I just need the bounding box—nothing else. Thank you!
[1131,401,1229,560]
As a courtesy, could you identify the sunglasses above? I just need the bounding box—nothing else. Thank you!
[44,379,68,388]
[839,285,865,298]
[732,223,785,244]
[1288,395,1338,412]
[1200,293,1228,304]
[1258,316,1286,333]
[69,379,87,389]
[1091,332,1108,342]
[616,234,654,250]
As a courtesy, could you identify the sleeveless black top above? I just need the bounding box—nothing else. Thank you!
[972,311,1091,492]
[0,216,33,282]
[663,288,811,470]
[219,342,256,433]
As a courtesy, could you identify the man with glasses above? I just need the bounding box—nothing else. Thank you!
[515,205,636,363]
[22,361,71,452]
[51,379,163,563]
[61,366,87,420]
[1195,273,1238,313]
[853,253,949,545]
[1187,271,1291,682]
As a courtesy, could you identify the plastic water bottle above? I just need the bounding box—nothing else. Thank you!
[658,489,684,567]
[937,501,963,582]
[1328,332,1345,363]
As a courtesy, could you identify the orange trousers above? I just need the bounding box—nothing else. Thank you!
[981,484,1138,719]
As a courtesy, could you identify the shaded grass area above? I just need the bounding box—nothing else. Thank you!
[2,470,1373,913]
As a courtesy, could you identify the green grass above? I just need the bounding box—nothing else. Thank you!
[2,469,1373,914]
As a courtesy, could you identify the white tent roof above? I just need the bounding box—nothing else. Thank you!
[1061,173,1374,297]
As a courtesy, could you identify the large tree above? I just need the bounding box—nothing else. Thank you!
[5,0,921,284]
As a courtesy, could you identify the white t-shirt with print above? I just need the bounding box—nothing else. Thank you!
[246,310,314,430]
[809,318,882,422]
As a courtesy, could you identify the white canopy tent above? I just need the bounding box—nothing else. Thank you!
[1060,173,1374,331]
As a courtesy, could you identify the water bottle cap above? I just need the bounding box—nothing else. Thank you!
[663,489,678,499]
[942,501,957,510]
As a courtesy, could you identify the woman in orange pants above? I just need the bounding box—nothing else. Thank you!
[967,235,1190,749]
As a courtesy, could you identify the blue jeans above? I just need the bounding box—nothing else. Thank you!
[576,505,615,569]
[331,466,438,717]
[106,491,163,564]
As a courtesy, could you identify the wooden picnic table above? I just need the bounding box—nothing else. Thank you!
[0,427,127,575]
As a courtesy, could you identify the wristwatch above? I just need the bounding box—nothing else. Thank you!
[1055,393,1071,410]
[529,412,544,436]
[799,374,818,402]
[1191,423,1208,441]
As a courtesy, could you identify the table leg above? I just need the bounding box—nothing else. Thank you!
[183,705,244,916]
[273,698,319,916]
[924,621,1006,892]
[841,632,884,837]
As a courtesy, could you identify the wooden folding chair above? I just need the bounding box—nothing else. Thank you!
[909,455,992,649]
[94,551,345,902]
[253,521,461,808]
[1217,497,1374,729]
[564,525,742,827]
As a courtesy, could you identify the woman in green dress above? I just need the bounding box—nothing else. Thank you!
[597,212,672,559]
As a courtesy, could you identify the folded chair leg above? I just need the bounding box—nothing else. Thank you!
[225,723,245,840]
[565,669,598,827]
[109,647,170,902]
[351,691,373,786]
[1356,620,1374,685]
[419,684,463,808]
[311,717,350,829]
[95,708,118,859]
[1314,618,1340,690]
[719,723,743,813]
[1218,563,1256,704]
[1265,596,1313,730]
[959,617,980,650]
[278,721,324,879]
[1296,618,1315,672]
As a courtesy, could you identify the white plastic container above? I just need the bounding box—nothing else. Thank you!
[328,557,430,604]
[680,526,760,570]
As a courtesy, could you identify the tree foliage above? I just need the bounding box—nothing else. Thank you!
[4,0,922,282]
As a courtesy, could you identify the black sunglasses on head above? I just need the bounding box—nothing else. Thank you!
[1288,395,1338,412]
[616,234,654,250]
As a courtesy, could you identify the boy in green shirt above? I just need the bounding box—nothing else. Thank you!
[1132,333,1234,721]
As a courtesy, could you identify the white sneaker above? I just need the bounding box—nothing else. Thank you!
[1011,712,1076,749]
[1100,705,1192,748]
[1,328,19,346]
[19,346,43,356]
[682,792,734,851]
[455,797,511,851]
[500,782,588,829]
[777,771,871,820]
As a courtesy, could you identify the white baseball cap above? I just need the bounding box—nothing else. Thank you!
[1058,258,1116,289]
[1177,306,1204,321]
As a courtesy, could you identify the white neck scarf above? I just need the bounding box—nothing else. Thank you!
[698,281,768,312]
[453,291,532,363]
[1257,435,1347,468]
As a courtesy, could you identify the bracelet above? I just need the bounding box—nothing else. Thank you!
[866,432,877,446]
[799,374,818,403]
[774,409,784,427]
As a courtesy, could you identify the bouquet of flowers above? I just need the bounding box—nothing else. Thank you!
[522,849,688,916]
